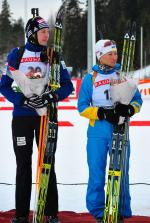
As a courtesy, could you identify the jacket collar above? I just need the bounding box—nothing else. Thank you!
[25,42,47,52]
[92,63,120,75]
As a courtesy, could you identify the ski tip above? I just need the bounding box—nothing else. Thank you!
[126,20,131,32]
[96,25,104,40]
[132,21,136,31]
[125,20,136,36]
[130,21,136,37]
[56,4,65,21]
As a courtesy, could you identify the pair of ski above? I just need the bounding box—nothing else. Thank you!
[32,6,64,223]
[103,22,136,223]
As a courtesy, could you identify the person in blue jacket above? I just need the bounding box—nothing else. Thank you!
[0,15,73,223]
[78,39,143,223]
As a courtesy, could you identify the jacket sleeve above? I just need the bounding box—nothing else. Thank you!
[130,88,143,114]
[0,48,24,105]
[54,60,73,101]
[77,74,99,120]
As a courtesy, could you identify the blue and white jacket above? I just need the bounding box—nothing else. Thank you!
[78,64,143,127]
[0,42,73,116]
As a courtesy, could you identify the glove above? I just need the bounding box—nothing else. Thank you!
[22,91,58,109]
[97,107,120,125]
[115,103,135,117]
[22,95,44,110]
[40,47,60,64]
[40,88,58,105]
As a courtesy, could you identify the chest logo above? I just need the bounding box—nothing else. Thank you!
[94,79,110,88]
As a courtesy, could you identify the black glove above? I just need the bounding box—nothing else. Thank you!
[22,91,58,109]
[40,88,58,105]
[97,107,120,125]
[40,47,60,64]
[22,95,44,110]
[115,103,135,117]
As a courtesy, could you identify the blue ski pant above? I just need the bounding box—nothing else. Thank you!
[86,131,132,219]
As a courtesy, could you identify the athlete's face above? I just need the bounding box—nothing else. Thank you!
[37,28,49,46]
[100,51,118,68]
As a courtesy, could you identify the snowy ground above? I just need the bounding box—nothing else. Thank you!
[0,86,150,216]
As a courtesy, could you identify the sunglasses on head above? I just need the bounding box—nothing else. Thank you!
[104,40,116,47]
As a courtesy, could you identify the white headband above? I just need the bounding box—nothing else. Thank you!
[95,39,117,60]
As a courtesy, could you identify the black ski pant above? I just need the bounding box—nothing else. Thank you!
[12,116,58,218]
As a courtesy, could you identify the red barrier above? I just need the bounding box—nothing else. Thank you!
[0,210,150,223]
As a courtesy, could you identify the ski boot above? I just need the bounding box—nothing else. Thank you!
[96,217,104,223]
[117,215,124,223]
[11,217,29,223]
[45,216,60,223]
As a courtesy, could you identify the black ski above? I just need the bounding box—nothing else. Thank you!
[33,5,64,223]
[103,21,136,223]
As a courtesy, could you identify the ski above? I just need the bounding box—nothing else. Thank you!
[103,21,136,223]
[111,122,129,223]
[33,6,64,223]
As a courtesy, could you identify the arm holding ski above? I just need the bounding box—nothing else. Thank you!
[78,74,120,125]
[22,88,58,109]
[97,107,119,124]
[40,51,73,100]
[27,60,73,107]
[40,47,60,64]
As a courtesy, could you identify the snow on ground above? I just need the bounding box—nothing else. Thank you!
[0,82,150,216]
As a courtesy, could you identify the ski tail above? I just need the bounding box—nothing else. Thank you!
[36,115,48,190]
[103,126,119,223]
